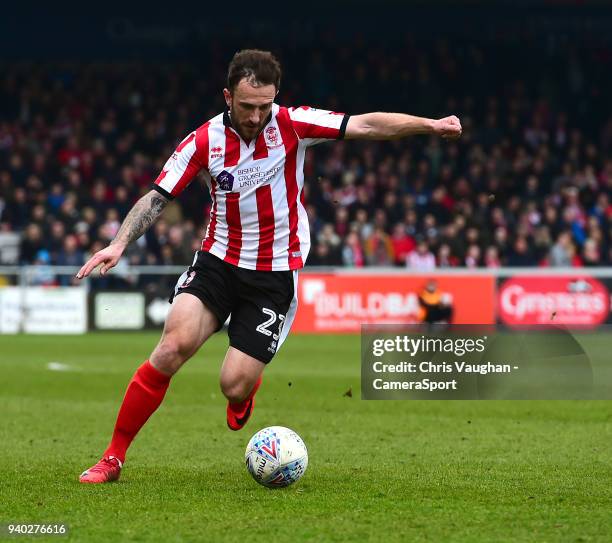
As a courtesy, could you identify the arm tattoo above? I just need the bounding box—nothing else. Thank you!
[111,191,169,247]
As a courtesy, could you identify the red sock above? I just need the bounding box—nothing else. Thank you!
[104,360,171,463]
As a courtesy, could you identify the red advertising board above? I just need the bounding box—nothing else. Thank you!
[498,276,610,327]
[292,274,496,333]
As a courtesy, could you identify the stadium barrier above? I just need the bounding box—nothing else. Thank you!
[0,265,611,334]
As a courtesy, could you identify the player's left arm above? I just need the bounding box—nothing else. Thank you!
[344,113,462,140]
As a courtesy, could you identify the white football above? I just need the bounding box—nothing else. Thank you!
[245,426,308,488]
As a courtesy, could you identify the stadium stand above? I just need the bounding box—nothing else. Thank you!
[1,32,610,281]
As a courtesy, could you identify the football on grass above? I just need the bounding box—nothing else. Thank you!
[245,426,308,488]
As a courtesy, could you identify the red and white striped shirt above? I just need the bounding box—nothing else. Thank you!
[153,104,349,271]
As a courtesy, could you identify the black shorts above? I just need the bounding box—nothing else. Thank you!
[170,251,297,364]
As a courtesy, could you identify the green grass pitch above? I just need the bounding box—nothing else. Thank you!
[1,332,611,542]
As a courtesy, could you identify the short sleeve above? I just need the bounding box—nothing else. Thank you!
[152,123,209,199]
[288,106,350,147]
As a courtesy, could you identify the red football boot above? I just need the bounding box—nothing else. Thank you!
[227,376,262,431]
[79,456,123,484]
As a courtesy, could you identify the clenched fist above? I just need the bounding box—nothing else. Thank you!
[433,116,462,139]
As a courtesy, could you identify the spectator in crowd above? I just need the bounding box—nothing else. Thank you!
[19,224,44,264]
[484,246,501,268]
[436,243,459,267]
[582,238,601,266]
[30,250,55,286]
[507,237,538,267]
[549,231,575,267]
[56,235,85,285]
[464,245,481,268]
[407,240,436,271]
[308,241,341,266]
[167,225,193,265]
[390,223,415,266]
[341,231,365,267]
[364,227,394,266]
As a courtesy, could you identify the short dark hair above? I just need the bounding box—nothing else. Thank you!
[227,49,281,92]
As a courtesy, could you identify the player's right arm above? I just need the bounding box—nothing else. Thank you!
[76,190,169,279]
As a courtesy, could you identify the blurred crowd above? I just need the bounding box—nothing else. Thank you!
[1,31,611,288]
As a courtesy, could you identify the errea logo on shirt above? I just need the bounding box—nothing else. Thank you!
[210,146,223,159]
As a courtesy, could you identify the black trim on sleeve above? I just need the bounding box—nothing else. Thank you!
[338,114,350,140]
[150,183,174,200]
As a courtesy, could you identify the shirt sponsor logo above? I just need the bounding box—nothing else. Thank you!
[217,170,234,191]
[236,165,283,188]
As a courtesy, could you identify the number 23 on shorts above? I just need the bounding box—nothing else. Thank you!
[256,308,285,340]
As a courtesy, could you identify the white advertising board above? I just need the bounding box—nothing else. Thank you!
[95,292,145,329]
[0,287,87,334]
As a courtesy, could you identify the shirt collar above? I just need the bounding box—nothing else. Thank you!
[223,108,232,127]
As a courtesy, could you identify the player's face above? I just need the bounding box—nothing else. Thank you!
[224,79,277,142]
